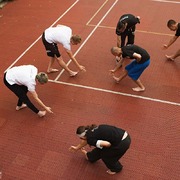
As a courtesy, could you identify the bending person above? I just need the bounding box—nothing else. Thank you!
[4,65,53,117]
[163,19,180,61]
[116,14,140,48]
[42,24,86,75]
[110,44,150,92]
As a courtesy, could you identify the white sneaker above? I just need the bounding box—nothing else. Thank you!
[38,111,46,117]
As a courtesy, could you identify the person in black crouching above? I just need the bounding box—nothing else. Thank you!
[69,124,131,175]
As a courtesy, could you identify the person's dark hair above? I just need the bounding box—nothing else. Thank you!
[76,124,97,135]
[36,72,48,84]
[117,21,125,30]
[167,19,176,28]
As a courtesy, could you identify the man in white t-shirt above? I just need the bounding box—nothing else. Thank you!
[42,25,86,76]
[4,65,53,117]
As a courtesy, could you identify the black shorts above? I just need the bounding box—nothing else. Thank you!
[42,32,61,58]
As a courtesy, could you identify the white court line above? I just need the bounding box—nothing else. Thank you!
[4,0,179,107]
[52,0,179,107]
[87,24,174,36]
[152,0,180,3]
[55,0,119,81]
[86,0,109,25]
[4,0,80,72]
[49,80,180,106]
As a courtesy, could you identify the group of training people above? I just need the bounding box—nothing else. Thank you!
[69,16,179,175]
[110,14,179,92]
[3,13,179,175]
[3,24,85,118]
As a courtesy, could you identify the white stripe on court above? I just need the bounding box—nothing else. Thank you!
[152,0,180,4]
[49,79,180,106]
[86,0,109,25]
[55,0,119,80]
[4,0,80,72]
[87,24,174,36]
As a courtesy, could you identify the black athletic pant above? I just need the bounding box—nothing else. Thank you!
[87,135,131,173]
[120,31,135,47]
[4,73,39,114]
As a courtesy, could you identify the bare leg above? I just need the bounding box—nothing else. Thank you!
[47,57,59,73]
[132,79,145,92]
[56,56,78,76]
[113,70,128,83]
[166,49,180,61]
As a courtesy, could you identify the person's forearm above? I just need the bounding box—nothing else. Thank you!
[67,50,83,70]
[33,96,47,110]
[100,141,111,147]
[167,36,177,48]
[113,65,120,72]
[114,59,124,72]
[132,53,141,62]
[71,56,81,69]
[96,140,111,149]
[76,140,87,150]
[136,57,141,62]
[117,36,121,47]
[30,91,53,113]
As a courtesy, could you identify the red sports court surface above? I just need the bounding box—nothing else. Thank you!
[0,0,179,179]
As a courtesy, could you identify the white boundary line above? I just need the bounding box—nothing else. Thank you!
[4,0,179,107]
[152,0,180,4]
[87,24,174,36]
[86,0,109,25]
[49,80,180,106]
[51,0,180,107]
[4,0,80,72]
[55,0,119,81]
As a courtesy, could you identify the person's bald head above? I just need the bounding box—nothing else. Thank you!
[111,47,122,56]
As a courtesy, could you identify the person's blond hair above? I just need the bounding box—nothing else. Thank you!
[36,72,48,84]
[71,35,82,44]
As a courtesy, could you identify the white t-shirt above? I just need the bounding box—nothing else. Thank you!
[44,25,72,51]
[6,65,37,92]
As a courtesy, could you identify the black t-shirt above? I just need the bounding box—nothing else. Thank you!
[175,23,180,36]
[121,44,150,64]
[86,124,125,147]
[116,14,140,35]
